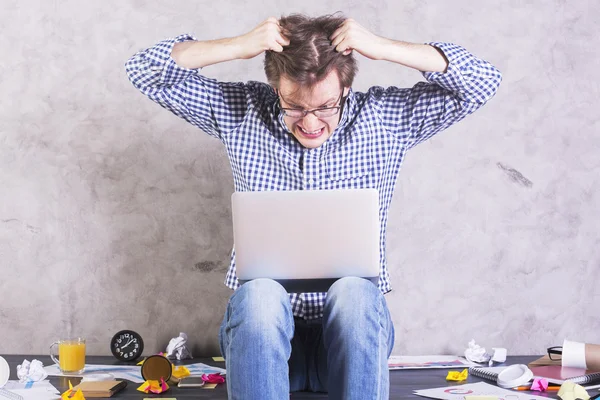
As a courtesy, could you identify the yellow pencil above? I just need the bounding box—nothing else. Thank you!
[514,386,561,391]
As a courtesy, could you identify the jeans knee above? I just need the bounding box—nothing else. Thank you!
[229,278,292,334]
[326,277,380,316]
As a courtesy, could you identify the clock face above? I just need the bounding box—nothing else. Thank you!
[110,330,144,362]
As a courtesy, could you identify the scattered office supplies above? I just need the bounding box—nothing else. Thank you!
[464,340,508,367]
[16,360,47,383]
[530,377,549,391]
[0,357,9,388]
[469,364,534,388]
[489,348,507,366]
[140,355,172,382]
[497,364,534,389]
[388,355,475,370]
[178,376,205,388]
[165,333,192,361]
[530,365,600,385]
[446,369,468,381]
[468,366,507,382]
[561,340,600,371]
[110,330,144,362]
[137,378,168,394]
[45,364,144,383]
[465,340,491,364]
[2,380,59,400]
[0,357,22,400]
[414,382,551,400]
[81,374,115,382]
[45,362,224,384]
[201,373,225,384]
[558,381,590,400]
[171,365,191,381]
[72,381,127,398]
[61,381,85,400]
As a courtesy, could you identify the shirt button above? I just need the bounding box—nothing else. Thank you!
[308,178,315,185]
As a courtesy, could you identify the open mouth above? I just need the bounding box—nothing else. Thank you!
[297,126,325,139]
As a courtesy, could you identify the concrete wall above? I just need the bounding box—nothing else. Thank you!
[1,0,598,357]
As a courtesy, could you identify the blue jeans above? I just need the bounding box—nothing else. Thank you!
[219,277,395,399]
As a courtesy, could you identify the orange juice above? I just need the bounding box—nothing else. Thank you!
[58,340,86,373]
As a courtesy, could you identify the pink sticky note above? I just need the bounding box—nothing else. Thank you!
[531,377,549,391]
[202,373,225,384]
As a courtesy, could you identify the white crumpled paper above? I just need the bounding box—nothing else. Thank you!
[465,340,491,363]
[165,332,193,360]
[17,359,48,382]
[464,340,507,366]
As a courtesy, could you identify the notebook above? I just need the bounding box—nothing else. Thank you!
[72,380,127,398]
[530,365,600,385]
[469,365,600,386]
[469,366,509,382]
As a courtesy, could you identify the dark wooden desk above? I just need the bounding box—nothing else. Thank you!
[1,355,559,399]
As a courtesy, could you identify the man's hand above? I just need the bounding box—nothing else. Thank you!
[330,18,388,60]
[330,18,448,72]
[235,17,290,59]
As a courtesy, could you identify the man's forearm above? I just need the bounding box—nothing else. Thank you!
[378,39,448,73]
[171,37,244,69]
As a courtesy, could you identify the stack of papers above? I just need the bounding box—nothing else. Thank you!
[389,356,476,370]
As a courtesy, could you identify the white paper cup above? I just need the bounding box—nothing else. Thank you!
[0,356,9,388]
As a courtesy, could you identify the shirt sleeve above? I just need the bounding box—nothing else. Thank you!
[125,34,262,140]
[371,42,503,149]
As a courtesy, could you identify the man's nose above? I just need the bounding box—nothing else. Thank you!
[302,112,321,129]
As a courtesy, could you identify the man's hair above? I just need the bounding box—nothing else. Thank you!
[264,13,358,90]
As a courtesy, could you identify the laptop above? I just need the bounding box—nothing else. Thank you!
[231,188,380,292]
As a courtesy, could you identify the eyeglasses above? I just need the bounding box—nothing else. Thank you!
[279,89,344,119]
[547,346,562,361]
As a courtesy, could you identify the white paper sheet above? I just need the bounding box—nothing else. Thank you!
[388,355,476,370]
[44,362,226,383]
[414,382,551,400]
[2,380,59,400]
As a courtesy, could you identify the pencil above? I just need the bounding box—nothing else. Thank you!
[514,386,562,391]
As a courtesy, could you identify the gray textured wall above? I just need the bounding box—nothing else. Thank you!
[1,0,599,357]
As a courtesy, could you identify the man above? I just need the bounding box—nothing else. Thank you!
[126,13,501,400]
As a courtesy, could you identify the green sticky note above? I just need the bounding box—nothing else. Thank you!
[212,356,225,361]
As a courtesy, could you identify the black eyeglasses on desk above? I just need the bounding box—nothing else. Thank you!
[547,346,563,361]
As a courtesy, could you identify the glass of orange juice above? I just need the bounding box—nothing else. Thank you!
[49,338,86,374]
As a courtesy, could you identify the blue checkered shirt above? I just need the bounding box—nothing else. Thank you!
[126,34,502,320]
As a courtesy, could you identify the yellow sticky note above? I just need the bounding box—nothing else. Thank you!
[172,365,191,379]
[137,379,169,394]
[61,381,86,400]
[465,397,500,400]
[558,381,590,400]
[212,356,225,362]
[446,368,469,381]
[202,383,218,389]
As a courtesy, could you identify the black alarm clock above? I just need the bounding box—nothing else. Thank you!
[110,330,144,362]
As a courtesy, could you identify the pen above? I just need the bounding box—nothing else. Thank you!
[514,386,561,391]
